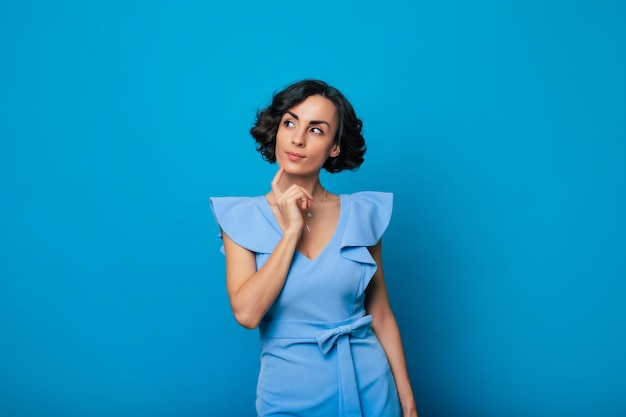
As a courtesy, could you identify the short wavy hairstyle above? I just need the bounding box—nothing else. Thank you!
[250,79,365,173]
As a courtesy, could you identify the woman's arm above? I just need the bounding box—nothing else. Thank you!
[223,227,299,329]
[366,240,418,417]
[223,167,312,329]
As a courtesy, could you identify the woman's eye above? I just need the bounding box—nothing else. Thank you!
[311,127,323,134]
[283,120,295,128]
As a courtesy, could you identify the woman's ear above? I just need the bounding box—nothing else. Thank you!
[330,145,341,157]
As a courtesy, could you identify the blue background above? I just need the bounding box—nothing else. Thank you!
[1,1,625,416]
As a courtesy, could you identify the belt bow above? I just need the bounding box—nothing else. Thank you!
[313,314,373,417]
[315,314,373,354]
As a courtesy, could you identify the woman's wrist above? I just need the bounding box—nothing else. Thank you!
[282,227,302,242]
[402,401,417,411]
[399,390,417,415]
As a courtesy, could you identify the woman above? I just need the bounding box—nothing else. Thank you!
[210,80,418,417]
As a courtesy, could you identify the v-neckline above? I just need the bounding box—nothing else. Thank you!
[258,194,345,262]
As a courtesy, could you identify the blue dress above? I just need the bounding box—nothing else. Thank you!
[210,192,401,417]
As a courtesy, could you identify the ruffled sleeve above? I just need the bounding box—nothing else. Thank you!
[339,192,393,289]
[209,196,281,254]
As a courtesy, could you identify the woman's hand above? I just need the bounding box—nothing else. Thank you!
[271,167,313,236]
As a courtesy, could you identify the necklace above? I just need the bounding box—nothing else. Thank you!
[304,188,328,232]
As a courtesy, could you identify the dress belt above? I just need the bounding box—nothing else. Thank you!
[259,314,373,417]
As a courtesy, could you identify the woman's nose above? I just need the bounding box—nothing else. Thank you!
[291,129,305,146]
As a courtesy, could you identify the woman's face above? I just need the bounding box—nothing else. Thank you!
[275,95,340,176]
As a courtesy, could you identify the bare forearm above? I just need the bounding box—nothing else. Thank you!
[228,230,299,328]
[373,314,417,415]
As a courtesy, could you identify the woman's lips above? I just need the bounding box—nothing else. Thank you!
[286,151,305,162]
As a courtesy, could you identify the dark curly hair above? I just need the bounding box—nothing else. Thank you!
[250,79,365,173]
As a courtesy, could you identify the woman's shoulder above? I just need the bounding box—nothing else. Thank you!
[340,191,393,247]
[343,191,393,211]
[209,195,270,227]
[209,195,280,254]
[209,195,261,206]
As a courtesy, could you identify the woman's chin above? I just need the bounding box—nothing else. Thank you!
[284,168,317,179]
[276,157,321,177]
[277,160,302,174]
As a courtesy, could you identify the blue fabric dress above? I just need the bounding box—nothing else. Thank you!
[210,192,401,417]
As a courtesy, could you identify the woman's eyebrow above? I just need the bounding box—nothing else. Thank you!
[286,111,330,127]
[310,120,330,127]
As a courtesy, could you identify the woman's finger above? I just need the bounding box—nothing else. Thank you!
[282,185,313,206]
[271,166,285,197]
[285,184,313,202]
